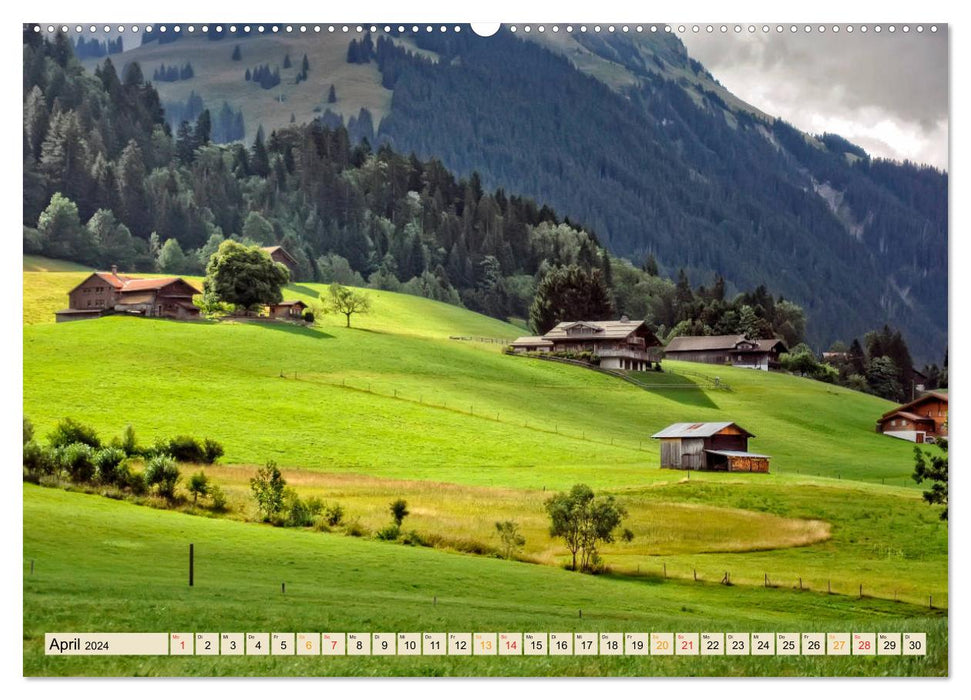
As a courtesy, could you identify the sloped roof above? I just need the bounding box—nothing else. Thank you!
[271,299,308,308]
[651,422,754,439]
[511,336,554,347]
[69,273,201,296]
[880,391,948,420]
[262,246,298,264]
[665,335,786,354]
[752,338,788,352]
[665,335,747,352]
[67,271,128,293]
[878,410,935,424]
[543,319,657,343]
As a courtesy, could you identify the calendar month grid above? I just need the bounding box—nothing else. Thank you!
[45,632,927,657]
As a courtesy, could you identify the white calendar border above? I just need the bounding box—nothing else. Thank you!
[5,0,963,698]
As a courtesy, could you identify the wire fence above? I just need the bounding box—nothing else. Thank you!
[273,369,656,454]
[621,562,943,610]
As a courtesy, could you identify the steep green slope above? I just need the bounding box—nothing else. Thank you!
[24,274,915,487]
[23,486,946,676]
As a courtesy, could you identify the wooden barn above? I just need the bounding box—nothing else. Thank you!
[651,422,770,473]
[266,299,309,320]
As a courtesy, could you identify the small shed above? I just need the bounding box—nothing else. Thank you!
[651,421,770,472]
[267,299,309,320]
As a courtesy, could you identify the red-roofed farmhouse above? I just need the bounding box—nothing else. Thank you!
[55,266,201,322]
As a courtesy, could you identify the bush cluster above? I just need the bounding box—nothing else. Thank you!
[22,418,226,506]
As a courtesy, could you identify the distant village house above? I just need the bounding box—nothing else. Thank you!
[55,267,201,322]
[876,391,948,443]
[652,421,770,472]
[511,317,662,371]
[262,246,300,279]
[663,334,788,371]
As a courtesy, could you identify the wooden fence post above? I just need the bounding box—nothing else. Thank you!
[189,544,194,587]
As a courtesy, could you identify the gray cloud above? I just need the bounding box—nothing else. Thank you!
[681,27,948,169]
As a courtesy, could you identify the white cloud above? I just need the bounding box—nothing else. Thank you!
[682,29,948,170]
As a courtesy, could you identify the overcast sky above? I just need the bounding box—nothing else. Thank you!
[681,28,948,170]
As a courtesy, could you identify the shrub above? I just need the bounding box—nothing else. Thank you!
[325,503,344,527]
[144,455,181,500]
[23,440,54,480]
[119,424,140,456]
[283,489,323,527]
[344,520,368,537]
[621,528,635,543]
[375,524,401,541]
[389,498,409,526]
[401,530,430,547]
[302,310,315,323]
[58,443,97,483]
[114,463,147,495]
[495,520,526,559]
[208,484,228,511]
[23,417,34,445]
[187,471,210,504]
[202,438,224,464]
[250,461,286,521]
[93,447,127,485]
[48,418,101,449]
[166,435,206,463]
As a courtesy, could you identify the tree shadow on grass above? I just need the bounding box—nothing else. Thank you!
[629,370,720,409]
[251,322,334,340]
[288,284,321,298]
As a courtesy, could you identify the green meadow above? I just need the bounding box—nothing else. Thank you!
[24,486,946,677]
[22,260,948,676]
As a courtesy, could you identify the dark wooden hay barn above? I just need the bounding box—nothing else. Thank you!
[651,421,770,472]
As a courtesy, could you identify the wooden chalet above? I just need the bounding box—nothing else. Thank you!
[262,246,300,279]
[652,421,770,472]
[511,317,662,371]
[267,299,309,320]
[55,267,201,322]
[663,334,788,371]
[876,391,948,443]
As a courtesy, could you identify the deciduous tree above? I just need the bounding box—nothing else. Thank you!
[203,240,290,312]
[326,282,371,328]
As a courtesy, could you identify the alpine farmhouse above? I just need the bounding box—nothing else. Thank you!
[510,318,662,371]
[55,267,201,322]
[663,334,789,371]
[876,391,948,443]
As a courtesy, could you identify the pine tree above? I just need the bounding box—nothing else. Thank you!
[642,253,659,276]
[251,127,270,177]
[115,140,150,236]
[301,54,310,73]
[232,45,241,61]
[328,84,337,103]
[194,109,212,147]
[283,54,292,69]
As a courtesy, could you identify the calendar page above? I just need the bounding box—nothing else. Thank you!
[20,10,949,681]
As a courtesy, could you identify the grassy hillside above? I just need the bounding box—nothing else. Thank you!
[23,486,946,677]
[87,34,391,143]
[24,271,915,487]
[22,255,92,272]
[21,265,948,676]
